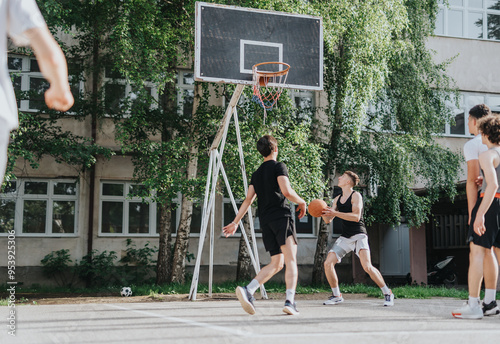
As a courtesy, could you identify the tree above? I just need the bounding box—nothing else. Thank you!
[108,0,326,284]
[311,0,461,283]
[5,1,114,188]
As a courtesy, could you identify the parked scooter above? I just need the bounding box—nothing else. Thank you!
[427,256,458,287]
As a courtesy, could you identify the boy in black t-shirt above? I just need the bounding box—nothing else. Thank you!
[223,135,306,316]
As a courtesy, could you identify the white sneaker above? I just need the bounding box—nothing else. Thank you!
[235,286,256,315]
[323,294,344,305]
[452,301,483,319]
[383,292,394,307]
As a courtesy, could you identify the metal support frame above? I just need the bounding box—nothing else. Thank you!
[189,84,267,300]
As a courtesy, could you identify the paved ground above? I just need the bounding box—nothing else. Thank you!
[2,296,499,344]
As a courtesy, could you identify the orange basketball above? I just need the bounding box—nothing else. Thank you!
[308,199,327,217]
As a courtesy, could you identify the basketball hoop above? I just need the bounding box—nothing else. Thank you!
[252,62,290,113]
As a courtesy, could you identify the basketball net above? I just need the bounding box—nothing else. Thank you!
[252,62,290,124]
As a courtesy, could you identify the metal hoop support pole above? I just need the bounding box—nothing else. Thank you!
[233,109,267,299]
[190,84,265,301]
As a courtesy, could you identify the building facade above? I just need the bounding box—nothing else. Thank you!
[1,1,500,287]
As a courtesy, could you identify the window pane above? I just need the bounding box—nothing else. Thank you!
[295,211,314,234]
[29,77,50,110]
[11,75,21,108]
[487,0,500,9]
[487,14,500,40]
[182,89,194,117]
[104,83,126,112]
[183,73,195,85]
[450,112,465,135]
[468,12,484,38]
[129,202,149,234]
[190,203,202,233]
[25,181,47,195]
[0,199,15,233]
[128,184,149,198]
[103,183,123,196]
[468,95,485,108]
[52,201,75,234]
[448,10,464,37]
[449,0,463,5]
[101,201,123,233]
[30,59,41,72]
[53,182,77,195]
[435,9,445,35]
[294,95,312,109]
[488,96,500,112]
[23,200,47,233]
[8,57,22,71]
[470,0,484,8]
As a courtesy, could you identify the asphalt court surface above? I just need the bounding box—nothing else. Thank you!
[2,297,499,344]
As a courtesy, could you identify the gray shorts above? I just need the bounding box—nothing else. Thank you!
[329,234,370,263]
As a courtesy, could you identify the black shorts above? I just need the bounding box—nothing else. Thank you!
[467,197,500,249]
[261,217,297,256]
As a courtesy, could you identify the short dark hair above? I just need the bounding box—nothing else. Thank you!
[469,104,491,119]
[478,115,500,145]
[257,135,277,157]
[344,171,360,186]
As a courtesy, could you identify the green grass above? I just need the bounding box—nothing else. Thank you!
[0,281,471,303]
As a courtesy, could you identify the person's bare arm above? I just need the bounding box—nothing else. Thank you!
[222,185,257,237]
[321,195,339,224]
[24,26,74,111]
[277,175,306,219]
[466,159,481,225]
[473,152,499,236]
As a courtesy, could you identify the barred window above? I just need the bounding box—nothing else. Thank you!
[432,214,468,249]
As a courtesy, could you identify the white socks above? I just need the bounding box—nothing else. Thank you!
[381,285,390,295]
[246,279,260,295]
[469,296,480,308]
[484,289,497,305]
[286,289,296,304]
[331,286,341,297]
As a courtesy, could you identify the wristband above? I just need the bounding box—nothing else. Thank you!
[231,222,238,226]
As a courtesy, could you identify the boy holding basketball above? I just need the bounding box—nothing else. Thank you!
[223,135,307,316]
[321,171,394,306]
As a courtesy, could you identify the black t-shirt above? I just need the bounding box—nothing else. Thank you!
[250,160,292,224]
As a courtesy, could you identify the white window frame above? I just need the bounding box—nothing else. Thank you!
[177,70,195,116]
[98,183,202,237]
[99,181,158,237]
[102,66,158,116]
[0,179,79,237]
[436,0,500,41]
[8,54,84,113]
[289,89,315,110]
[443,91,500,137]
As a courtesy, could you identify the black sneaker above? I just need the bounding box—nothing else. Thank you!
[283,300,299,315]
[483,300,500,316]
[236,286,256,315]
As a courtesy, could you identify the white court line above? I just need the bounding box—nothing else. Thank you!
[106,304,500,340]
[106,304,255,337]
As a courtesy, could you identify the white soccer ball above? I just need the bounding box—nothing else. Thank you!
[120,286,132,297]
